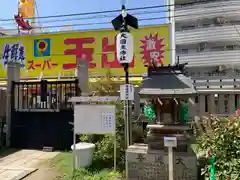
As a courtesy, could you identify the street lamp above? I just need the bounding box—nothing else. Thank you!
[112,5,138,149]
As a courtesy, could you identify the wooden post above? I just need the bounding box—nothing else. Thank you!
[133,86,140,117]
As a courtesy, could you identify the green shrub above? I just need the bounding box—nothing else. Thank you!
[63,169,122,180]
[196,115,240,180]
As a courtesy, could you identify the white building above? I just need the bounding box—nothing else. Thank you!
[175,0,240,71]
[174,0,240,115]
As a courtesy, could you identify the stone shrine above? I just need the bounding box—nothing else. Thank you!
[127,63,198,180]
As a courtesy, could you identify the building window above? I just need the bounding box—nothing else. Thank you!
[226,45,235,50]
[181,49,188,54]
[211,46,223,51]
[181,25,195,31]
[202,23,211,28]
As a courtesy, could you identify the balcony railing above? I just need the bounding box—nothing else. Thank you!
[175,0,240,22]
[176,25,240,45]
[178,50,240,67]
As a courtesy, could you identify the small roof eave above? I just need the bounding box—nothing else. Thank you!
[139,88,197,96]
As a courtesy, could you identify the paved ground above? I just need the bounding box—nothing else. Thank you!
[0,150,59,180]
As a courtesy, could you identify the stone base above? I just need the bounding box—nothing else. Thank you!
[127,144,197,180]
[147,124,192,152]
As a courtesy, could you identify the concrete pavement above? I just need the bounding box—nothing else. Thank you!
[0,150,59,180]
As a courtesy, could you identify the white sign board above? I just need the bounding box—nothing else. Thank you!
[164,136,177,147]
[120,84,134,100]
[116,32,134,64]
[74,104,116,134]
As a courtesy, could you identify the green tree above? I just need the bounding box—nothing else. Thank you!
[196,115,240,180]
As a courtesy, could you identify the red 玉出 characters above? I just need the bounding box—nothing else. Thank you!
[64,37,96,69]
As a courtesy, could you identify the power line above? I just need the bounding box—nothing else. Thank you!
[0,1,236,24]
[0,4,171,22]
[2,0,235,23]
[1,8,240,32]
[0,10,165,26]
[0,2,238,29]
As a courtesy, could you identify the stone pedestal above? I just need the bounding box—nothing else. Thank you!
[147,125,191,153]
[126,125,197,180]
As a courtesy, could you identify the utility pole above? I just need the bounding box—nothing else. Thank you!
[112,4,138,149]
[168,0,176,65]
[112,4,138,179]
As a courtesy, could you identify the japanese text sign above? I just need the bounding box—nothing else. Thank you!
[116,32,133,64]
[0,25,170,78]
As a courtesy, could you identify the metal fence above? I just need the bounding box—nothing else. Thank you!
[11,79,80,111]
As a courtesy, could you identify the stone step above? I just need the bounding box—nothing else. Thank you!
[42,146,53,152]
[147,133,189,140]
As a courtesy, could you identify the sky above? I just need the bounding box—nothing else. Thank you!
[1,0,168,32]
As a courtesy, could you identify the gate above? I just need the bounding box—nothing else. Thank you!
[10,79,80,150]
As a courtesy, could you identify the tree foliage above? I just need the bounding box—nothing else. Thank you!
[196,115,240,180]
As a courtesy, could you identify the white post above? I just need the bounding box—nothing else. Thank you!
[164,136,177,180]
[168,147,174,180]
[113,133,117,175]
[73,113,76,171]
[169,0,176,65]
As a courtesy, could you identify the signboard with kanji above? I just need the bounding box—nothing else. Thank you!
[74,104,116,134]
[0,25,170,77]
[116,32,133,64]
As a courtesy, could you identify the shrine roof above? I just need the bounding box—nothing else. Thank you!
[139,64,197,96]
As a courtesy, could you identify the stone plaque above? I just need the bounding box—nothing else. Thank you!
[174,157,196,180]
[128,162,138,179]
[127,145,197,180]
[142,154,167,180]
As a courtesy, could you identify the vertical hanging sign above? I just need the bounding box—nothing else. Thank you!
[116,32,134,64]
[120,84,134,100]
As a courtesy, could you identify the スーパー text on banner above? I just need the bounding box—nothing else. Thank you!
[0,25,170,78]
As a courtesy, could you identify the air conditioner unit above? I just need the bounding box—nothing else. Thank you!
[215,17,225,25]
[218,64,233,72]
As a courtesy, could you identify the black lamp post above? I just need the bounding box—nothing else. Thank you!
[112,5,138,148]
